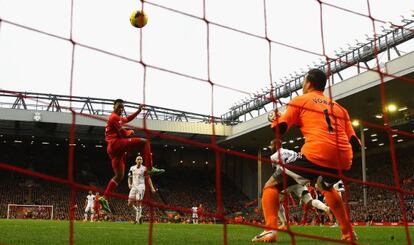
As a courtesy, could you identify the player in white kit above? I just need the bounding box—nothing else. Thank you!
[84,190,95,222]
[191,206,198,224]
[128,155,156,224]
[269,144,332,229]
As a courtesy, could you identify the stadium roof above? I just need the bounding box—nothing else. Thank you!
[0,51,413,152]
[219,51,414,150]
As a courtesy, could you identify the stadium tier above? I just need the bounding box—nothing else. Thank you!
[0,52,414,243]
[0,139,413,224]
[1,1,414,244]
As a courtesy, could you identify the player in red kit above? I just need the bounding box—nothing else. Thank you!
[93,192,101,221]
[197,204,204,223]
[99,99,163,213]
[301,185,321,225]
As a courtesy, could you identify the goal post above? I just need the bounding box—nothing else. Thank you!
[7,204,54,220]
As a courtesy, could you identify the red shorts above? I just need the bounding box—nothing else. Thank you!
[107,138,143,171]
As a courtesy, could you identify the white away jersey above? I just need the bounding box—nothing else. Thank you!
[129,165,147,188]
[192,206,198,214]
[86,194,95,205]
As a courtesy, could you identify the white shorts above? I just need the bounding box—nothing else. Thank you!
[192,213,198,218]
[129,187,145,201]
[85,204,94,213]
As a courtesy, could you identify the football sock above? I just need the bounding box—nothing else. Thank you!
[302,205,309,224]
[278,204,286,225]
[137,205,142,221]
[322,189,352,236]
[262,186,279,230]
[104,179,118,199]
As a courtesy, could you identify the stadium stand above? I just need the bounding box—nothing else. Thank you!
[0,142,249,223]
[1,140,413,224]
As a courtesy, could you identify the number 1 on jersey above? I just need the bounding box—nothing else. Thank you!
[323,109,334,133]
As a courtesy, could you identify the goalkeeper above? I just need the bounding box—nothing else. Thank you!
[252,69,360,243]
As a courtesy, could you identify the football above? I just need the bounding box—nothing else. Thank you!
[267,110,275,122]
[130,10,148,28]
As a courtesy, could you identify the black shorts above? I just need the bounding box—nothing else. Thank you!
[273,155,347,189]
[273,171,298,192]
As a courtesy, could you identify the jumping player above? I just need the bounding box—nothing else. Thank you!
[99,99,162,213]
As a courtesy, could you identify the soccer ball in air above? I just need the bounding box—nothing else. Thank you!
[130,10,148,28]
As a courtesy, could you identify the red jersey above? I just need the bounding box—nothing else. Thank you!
[94,194,100,209]
[272,91,358,170]
[105,111,139,141]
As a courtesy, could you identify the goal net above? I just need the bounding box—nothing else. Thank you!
[0,0,413,244]
[7,204,53,220]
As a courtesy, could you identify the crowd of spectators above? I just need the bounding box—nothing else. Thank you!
[346,147,414,223]
[0,171,247,223]
[0,140,413,224]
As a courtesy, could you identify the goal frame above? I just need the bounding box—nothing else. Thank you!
[7,204,54,220]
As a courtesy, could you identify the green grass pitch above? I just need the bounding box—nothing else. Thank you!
[0,220,412,244]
